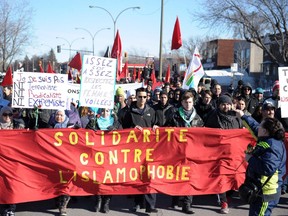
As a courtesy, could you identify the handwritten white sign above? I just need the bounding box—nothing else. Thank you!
[79,55,116,109]
[12,72,68,109]
[278,67,288,118]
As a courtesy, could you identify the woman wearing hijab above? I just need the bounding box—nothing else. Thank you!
[0,106,25,216]
[86,108,121,213]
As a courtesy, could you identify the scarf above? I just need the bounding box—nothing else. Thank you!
[216,109,235,129]
[54,116,69,128]
[97,116,114,130]
[178,106,196,127]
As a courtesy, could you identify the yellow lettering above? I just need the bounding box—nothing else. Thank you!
[129,168,138,181]
[165,128,174,142]
[109,150,118,165]
[59,170,67,183]
[85,132,94,146]
[155,128,159,142]
[166,165,174,179]
[112,131,120,145]
[103,170,113,183]
[80,153,89,165]
[176,166,180,180]
[54,132,63,146]
[179,129,188,142]
[147,165,155,179]
[146,149,154,162]
[134,149,142,163]
[81,171,89,182]
[121,149,130,163]
[92,170,100,184]
[139,165,146,180]
[69,132,78,145]
[95,152,104,165]
[181,167,190,180]
[116,168,126,182]
[143,129,150,142]
[126,130,138,143]
[156,165,165,178]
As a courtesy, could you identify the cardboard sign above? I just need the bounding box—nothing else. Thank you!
[12,72,68,109]
[278,67,288,117]
[79,56,116,109]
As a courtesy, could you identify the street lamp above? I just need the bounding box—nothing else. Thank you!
[89,6,140,38]
[75,27,110,55]
[55,37,85,60]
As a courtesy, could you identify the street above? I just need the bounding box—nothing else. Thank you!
[14,193,288,216]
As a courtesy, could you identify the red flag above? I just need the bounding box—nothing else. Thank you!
[171,17,182,50]
[165,64,171,83]
[111,30,122,81]
[47,62,54,73]
[39,60,44,73]
[120,62,128,80]
[1,65,13,87]
[132,67,136,82]
[137,69,142,82]
[68,53,82,71]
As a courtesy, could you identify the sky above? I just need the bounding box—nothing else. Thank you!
[25,0,225,62]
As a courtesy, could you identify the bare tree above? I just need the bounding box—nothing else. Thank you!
[0,0,33,71]
[195,0,288,65]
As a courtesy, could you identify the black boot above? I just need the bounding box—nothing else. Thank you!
[95,195,102,212]
[102,196,111,213]
[59,195,71,216]
[182,205,195,214]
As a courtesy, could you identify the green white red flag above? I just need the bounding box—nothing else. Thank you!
[182,47,205,90]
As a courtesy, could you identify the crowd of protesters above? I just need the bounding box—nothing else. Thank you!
[0,75,287,216]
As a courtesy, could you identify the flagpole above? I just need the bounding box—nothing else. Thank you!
[158,0,164,81]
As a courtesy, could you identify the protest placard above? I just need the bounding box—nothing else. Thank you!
[79,55,116,109]
[12,72,68,109]
[279,67,288,117]
[67,83,80,106]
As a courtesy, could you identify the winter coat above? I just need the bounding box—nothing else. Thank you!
[204,109,242,129]
[153,102,175,126]
[242,115,286,202]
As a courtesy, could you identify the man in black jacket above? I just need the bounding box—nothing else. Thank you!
[118,87,159,213]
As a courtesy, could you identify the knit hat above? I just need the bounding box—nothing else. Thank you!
[218,95,232,105]
[238,80,244,86]
[116,87,125,96]
[272,80,279,92]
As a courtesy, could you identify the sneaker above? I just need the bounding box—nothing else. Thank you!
[59,207,67,216]
[220,202,229,214]
[2,210,15,216]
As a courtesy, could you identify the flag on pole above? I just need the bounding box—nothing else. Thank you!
[171,17,182,50]
[119,62,128,80]
[47,62,54,73]
[111,30,122,81]
[132,67,136,82]
[165,64,171,83]
[39,60,44,73]
[182,47,205,90]
[137,69,142,82]
[1,65,13,87]
[68,53,82,71]
[103,46,110,57]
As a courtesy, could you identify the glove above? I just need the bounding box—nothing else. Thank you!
[245,153,252,162]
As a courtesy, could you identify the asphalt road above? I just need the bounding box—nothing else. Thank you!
[13,192,288,216]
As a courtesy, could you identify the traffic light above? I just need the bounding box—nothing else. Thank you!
[57,45,61,53]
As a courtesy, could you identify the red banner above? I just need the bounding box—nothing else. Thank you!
[0,128,286,204]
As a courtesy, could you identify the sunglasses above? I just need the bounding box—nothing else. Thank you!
[3,113,13,117]
[138,96,147,99]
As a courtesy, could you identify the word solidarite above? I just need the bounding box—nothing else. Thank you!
[53,128,189,146]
